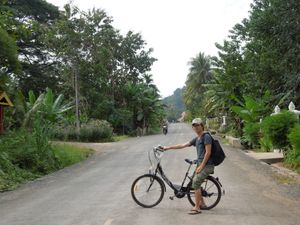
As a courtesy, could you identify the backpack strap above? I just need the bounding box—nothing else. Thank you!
[203,132,214,141]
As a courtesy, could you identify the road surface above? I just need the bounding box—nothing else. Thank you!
[0,123,299,225]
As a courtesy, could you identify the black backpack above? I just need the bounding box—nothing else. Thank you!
[205,133,226,166]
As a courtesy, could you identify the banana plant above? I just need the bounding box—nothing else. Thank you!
[23,88,73,127]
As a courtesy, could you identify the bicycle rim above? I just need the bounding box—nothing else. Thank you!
[131,174,164,208]
[187,176,221,210]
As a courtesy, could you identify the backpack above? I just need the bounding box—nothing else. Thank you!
[205,133,226,166]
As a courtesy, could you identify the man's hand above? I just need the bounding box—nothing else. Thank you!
[162,146,169,151]
[195,165,204,174]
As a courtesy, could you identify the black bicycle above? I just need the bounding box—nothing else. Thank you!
[131,146,225,209]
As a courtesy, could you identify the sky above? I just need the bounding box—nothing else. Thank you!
[47,0,253,98]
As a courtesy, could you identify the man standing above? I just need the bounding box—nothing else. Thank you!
[163,118,214,215]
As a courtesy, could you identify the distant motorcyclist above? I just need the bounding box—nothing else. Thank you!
[162,120,168,135]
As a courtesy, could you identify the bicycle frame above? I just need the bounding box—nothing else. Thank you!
[151,159,195,195]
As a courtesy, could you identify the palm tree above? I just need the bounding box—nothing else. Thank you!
[183,52,212,117]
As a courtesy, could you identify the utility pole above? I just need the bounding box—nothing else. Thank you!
[74,65,80,136]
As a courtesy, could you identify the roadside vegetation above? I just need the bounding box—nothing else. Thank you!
[183,0,300,173]
[0,128,94,192]
[0,0,165,191]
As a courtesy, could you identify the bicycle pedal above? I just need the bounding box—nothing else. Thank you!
[169,196,174,200]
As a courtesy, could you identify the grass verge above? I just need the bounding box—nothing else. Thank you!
[0,144,94,192]
[52,143,94,168]
[113,135,130,142]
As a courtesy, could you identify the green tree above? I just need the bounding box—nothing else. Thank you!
[183,52,212,118]
[5,0,60,93]
[45,4,160,134]
[0,0,20,90]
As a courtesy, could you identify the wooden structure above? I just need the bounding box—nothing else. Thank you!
[0,92,14,134]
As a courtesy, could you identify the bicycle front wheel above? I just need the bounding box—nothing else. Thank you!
[131,174,165,208]
[187,176,222,210]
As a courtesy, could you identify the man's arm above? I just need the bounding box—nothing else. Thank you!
[163,142,191,151]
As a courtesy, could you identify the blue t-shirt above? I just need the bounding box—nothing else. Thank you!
[189,133,214,165]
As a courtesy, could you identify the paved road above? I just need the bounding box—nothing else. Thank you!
[0,123,299,225]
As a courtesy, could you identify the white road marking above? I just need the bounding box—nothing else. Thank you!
[103,218,114,225]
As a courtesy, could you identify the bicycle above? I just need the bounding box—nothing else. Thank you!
[131,146,225,209]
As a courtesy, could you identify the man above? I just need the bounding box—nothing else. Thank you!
[163,118,214,215]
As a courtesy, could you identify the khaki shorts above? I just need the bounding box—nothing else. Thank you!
[192,164,214,190]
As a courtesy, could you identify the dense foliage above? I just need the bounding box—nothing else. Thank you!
[182,0,300,168]
[286,126,300,168]
[1,1,165,135]
[261,111,299,150]
[0,0,165,191]
[184,0,300,121]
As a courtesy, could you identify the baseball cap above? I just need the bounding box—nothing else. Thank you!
[192,118,203,125]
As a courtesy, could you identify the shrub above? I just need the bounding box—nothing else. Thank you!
[242,122,261,149]
[3,123,59,174]
[285,125,300,167]
[0,125,58,191]
[259,135,273,152]
[79,120,113,142]
[51,120,113,142]
[261,111,299,150]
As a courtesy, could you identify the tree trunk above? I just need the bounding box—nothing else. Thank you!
[74,67,80,137]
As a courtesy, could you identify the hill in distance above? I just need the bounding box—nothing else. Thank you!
[162,88,186,122]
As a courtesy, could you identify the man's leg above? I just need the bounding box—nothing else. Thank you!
[191,173,204,212]
[194,189,202,210]
[191,165,214,212]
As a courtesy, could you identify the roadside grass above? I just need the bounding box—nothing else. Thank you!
[272,173,297,185]
[52,143,94,168]
[282,163,300,175]
[113,135,130,142]
[0,144,94,192]
[220,137,230,145]
[0,170,39,192]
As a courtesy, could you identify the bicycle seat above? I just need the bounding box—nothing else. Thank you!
[184,159,197,164]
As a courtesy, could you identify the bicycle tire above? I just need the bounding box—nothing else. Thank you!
[187,176,222,210]
[131,174,165,208]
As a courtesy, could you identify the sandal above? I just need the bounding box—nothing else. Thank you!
[200,204,207,209]
[188,209,202,215]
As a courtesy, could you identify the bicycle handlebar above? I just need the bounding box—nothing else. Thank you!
[154,146,164,152]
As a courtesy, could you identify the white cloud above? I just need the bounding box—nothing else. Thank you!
[47,0,253,97]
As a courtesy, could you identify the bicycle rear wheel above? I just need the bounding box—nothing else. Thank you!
[187,176,221,210]
[131,174,165,208]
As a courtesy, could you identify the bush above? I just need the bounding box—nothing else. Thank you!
[242,122,261,149]
[285,125,300,168]
[79,120,113,142]
[0,128,94,191]
[51,120,113,142]
[0,126,58,191]
[261,111,299,150]
[207,118,220,131]
[1,121,59,174]
[259,135,273,152]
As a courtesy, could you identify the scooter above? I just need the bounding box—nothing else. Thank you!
[163,125,168,135]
